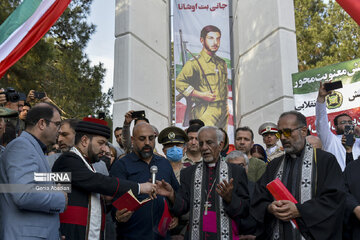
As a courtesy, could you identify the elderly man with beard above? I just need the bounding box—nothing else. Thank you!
[52,118,156,240]
[110,123,179,239]
[157,126,249,239]
[251,111,345,240]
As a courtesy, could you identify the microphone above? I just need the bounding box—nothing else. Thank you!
[150,165,158,184]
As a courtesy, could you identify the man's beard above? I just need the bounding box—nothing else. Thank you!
[138,145,153,159]
[204,43,218,54]
[282,138,305,154]
[87,143,100,163]
[203,156,214,163]
[60,145,72,152]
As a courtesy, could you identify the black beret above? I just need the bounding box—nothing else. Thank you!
[75,117,110,139]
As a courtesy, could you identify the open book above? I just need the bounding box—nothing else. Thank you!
[112,189,151,211]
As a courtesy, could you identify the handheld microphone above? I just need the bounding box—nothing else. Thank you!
[150,165,158,184]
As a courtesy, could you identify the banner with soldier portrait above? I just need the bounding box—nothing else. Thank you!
[292,58,360,134]
[173,0,234,143]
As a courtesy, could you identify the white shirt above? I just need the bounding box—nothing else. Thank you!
[266,145,279,155]
[315,101,360,171]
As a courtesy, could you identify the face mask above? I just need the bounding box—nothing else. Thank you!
[166,146,183,162]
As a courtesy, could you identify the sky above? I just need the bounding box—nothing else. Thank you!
[85,0,115,98]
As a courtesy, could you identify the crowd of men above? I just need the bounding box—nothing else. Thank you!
[0,83,359,240]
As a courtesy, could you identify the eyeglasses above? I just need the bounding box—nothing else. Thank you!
[45,119,61,127]
[275,126,303,138]
[339,120,353,125]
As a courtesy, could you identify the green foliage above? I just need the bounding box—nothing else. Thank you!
[295,0,360,72]
[0,0,112,119]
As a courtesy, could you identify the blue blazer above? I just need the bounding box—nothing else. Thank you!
[0,131,66,240]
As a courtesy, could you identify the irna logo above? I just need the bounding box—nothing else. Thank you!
[34,172,71,182]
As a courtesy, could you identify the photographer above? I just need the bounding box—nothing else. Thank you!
[0,107,18,155]
[0,88,20,112]
[316,82,360,171]
[0,88,21,135]
[341,125,358,166]
[121,110,150,154]
[26,89,51,104]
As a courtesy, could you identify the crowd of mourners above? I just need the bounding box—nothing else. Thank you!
[0,82,359,240]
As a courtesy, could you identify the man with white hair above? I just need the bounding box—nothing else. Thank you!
[226,150,249,172]
[225,151,252,190]
[157,126,249,239]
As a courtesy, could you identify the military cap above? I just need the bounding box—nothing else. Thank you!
[258,122,278,135]
[158,126,189,145]
[0,107,18,118]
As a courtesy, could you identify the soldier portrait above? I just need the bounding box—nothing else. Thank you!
[176,25,228,129]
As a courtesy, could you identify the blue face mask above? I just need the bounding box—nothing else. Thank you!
[166,146,183,162]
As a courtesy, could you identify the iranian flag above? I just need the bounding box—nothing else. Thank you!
[0,0,71,78]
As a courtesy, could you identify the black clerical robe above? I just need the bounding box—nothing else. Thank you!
[251,148,345,240]
[52,152,139,240]
[344,158,360,239]
[169,160,249,240]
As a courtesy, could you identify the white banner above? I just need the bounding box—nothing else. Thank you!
[173,0,234,143]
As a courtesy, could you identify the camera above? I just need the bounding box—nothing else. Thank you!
[1,87,20,103]
[345,125,355,146]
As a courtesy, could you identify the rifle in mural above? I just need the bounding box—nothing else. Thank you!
[176,29,192,127]
[176,30,213,127]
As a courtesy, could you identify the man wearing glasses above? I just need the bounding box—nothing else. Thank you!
[316,82,360,171]
[0,103,67,240]
[251,111,345,240]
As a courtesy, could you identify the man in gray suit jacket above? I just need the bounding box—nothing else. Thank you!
[0,103,68,240]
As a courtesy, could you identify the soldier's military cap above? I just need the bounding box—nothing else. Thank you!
[258,122,278,135]
[0,107,18,118]
[158,126,189,145]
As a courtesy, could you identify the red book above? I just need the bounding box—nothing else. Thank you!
[266,178,299,228]
[112,189,151,211]
[157,199,172,237]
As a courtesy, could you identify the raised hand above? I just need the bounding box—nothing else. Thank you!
[0,89,6,105]
[317,82,331,103]
[342,134,354,153]
[156,180,175,203]
[124,110,135,125]
[216,178,234,204]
